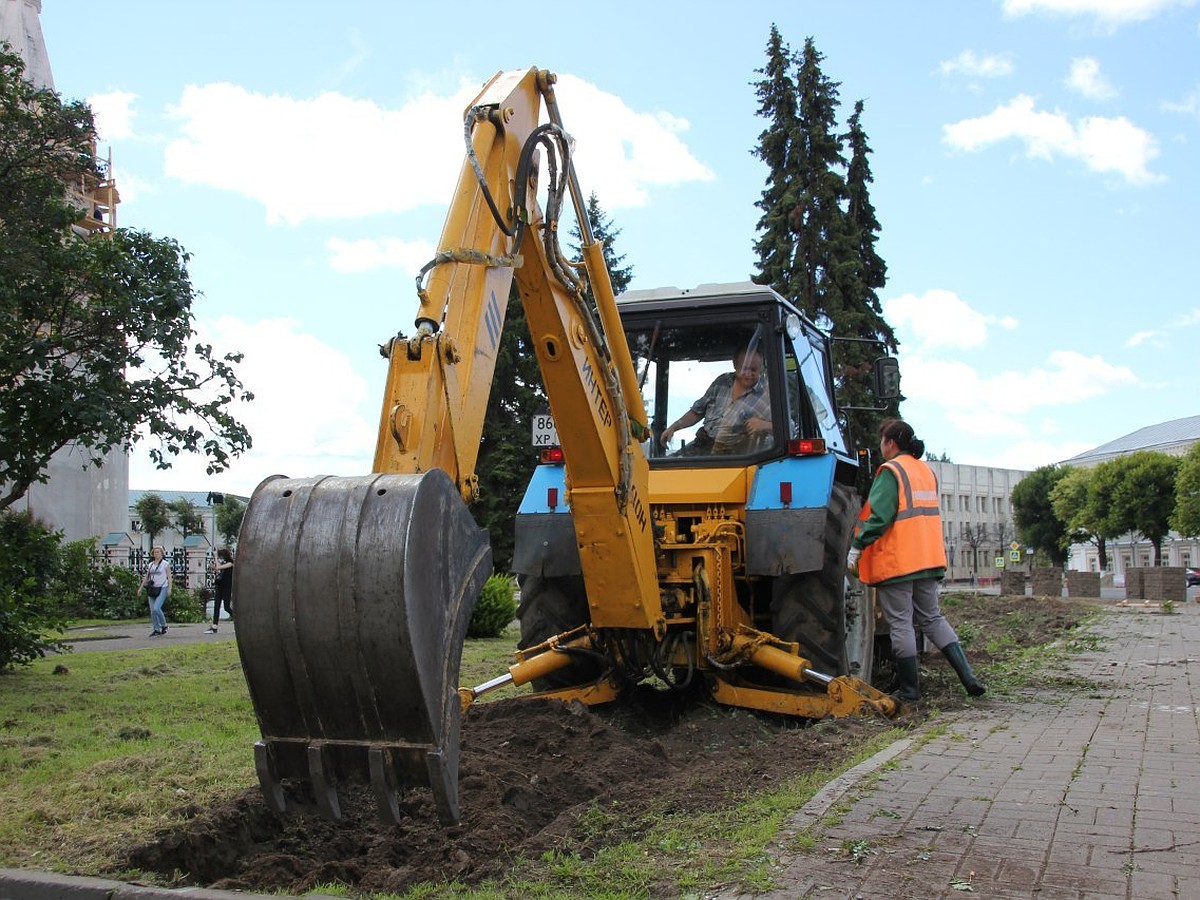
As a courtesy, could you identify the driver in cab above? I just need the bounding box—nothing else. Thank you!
[660,346,773,455]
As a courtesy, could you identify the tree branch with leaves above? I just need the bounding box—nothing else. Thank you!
[0,46,252,511]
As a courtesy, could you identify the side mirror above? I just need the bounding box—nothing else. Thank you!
[872,357,900,400]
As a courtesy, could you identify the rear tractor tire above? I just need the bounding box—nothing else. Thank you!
[516,574,603,691]
[770,483,874,682]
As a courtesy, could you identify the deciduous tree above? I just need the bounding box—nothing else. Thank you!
[1011,465,1070,567]
[1050,465,1112,570]
[1107,451,1180,565]
[216,495,246,547]
[1171,441,1200,538]
[134,493,170,549]
[0,47,252,511]
[168,497,203,542]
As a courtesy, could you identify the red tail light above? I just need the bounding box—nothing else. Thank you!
[540,447,564,463]
[786,438,827,456]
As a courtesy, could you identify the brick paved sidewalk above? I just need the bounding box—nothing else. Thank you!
[738,602,1200,899]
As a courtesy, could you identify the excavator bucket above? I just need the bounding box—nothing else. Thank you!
[233,470,491,826]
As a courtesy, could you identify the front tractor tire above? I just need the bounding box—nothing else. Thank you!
[770,483,874,682]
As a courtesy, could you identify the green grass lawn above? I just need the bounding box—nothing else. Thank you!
[0,628,523,877]
[0,596,1099,897]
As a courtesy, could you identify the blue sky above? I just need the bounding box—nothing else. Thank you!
[31,0,1200,495]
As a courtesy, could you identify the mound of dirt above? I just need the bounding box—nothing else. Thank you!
[126,593,1095,895]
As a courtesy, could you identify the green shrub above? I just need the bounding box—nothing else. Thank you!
[164,584,206,624]
[52,540,144,619]
[86,564,144,619]
[468,574,517,638]
[0,511,69,671]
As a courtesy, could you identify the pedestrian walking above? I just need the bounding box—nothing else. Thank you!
[847,418,985,702]
[206,548,234,633]
[139,545,171,637]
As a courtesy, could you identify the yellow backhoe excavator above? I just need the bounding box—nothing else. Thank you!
[234,67,900,828]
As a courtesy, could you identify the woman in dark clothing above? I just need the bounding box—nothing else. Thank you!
[205,548,234,633]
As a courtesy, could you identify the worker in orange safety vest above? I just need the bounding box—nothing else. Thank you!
[847,418,985,703]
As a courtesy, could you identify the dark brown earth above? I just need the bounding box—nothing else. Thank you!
[126,593,1097,896]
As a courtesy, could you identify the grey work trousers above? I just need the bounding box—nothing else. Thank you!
[876,577,959,659]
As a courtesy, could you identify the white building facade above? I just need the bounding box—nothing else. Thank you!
[927,460,1030,584]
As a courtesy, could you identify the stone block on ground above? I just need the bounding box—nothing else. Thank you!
[1031,567,1063,597]
[1066,570,1101,598]
[1144,567,1186,603]
[1125,568,1145,600]
[1000,570,1026,596]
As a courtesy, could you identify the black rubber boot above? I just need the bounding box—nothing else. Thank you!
[892,656,920,702]
[942,641,986,696]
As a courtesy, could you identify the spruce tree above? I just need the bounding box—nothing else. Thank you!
[571,192,634,296]
[838,99,899,440]
[751,30,899,448]
[751,25,801,293]
[781,36,850,324]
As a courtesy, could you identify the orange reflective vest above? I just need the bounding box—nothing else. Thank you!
[856,454,946,585]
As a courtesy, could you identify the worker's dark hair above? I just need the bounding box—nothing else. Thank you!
[217,547,233,562]
[878,417,925,459]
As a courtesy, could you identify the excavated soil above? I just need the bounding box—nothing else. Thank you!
[126,593,1097,896]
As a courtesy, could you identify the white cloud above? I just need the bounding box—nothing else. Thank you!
[88,90,138,141]
[326,237,436,274]
[1124,329,1156,347]
[884,289,1018,350]
[901,349,1139,420]
[1162,84,1200,119]
[1066,57,1117,99]
[988,350,1139,412]
[1172,308,1200,326]
[129,316,376,496]
[556,74,715,208]
[163,82,471,225]
[161,72,713,226]
[1002,0,1197,27]
[938,50,1015,79]
[943,94,1162,184]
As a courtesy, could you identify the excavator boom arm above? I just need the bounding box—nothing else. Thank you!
[235,68,661,826]
[373,67,660,631]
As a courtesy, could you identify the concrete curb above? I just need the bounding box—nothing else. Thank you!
[785,735,917,831]
[0,868,334,899]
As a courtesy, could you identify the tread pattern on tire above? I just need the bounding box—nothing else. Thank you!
[516,574,601,690]
[769,483,866,678]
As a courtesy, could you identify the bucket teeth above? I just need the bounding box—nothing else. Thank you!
[253,741,286,816]
[307,745,341,821]
[369,747,401,824]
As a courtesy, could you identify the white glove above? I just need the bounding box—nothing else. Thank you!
[846,547,861,573]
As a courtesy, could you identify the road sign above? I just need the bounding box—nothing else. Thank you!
[1009,550,1021,562]
[1010,541,1020,551]
[995,556,1004,568]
